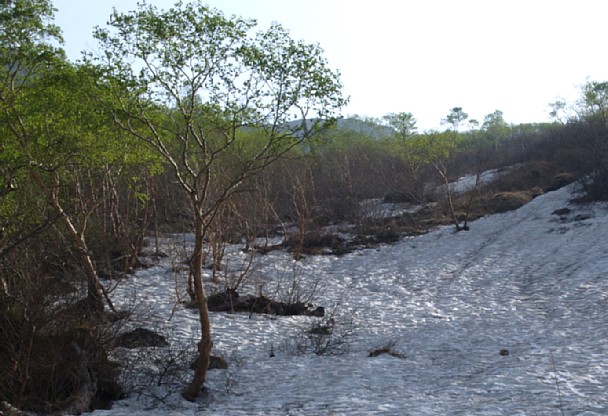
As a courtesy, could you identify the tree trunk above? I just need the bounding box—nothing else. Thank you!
[182,214,212,401]
[31,170,105,313]
[434,161,462,232]
[58,212,105,313]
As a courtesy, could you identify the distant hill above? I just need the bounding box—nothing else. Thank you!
[335,117,395,139]
[288,117,395,139]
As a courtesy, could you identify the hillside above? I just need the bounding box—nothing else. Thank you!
[92,183,608,415]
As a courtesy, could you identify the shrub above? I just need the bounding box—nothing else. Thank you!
[0,241,123,413]
[280,310,355,356]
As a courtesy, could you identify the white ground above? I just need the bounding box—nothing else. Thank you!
[90,184,608,415]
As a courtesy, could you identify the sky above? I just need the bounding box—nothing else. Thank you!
[52,0,608,131]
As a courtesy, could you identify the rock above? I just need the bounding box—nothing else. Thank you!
[552,207,571,217]
[499,349,509,356]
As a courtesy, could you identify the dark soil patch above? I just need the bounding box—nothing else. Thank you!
[257,227,403,258]
[546,172,577,192]
[0,326,123,414]
[115,328,169,349]
[204,289,325,317]
[368,341,405,358]
[472,191,534,215]
[190,355,228,371]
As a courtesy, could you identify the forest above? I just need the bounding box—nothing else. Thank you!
[1,0,608,413]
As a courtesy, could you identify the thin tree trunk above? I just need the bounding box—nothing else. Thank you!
[182,214,212,401]
[434,161,462,232]
[31,169,105,313]
[52,192,104,313]
[58,212,105,312]
[444,182,460,231]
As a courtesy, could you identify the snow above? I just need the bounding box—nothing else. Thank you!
[449,168,509,194]
[360,197,431,219]
[90,184,608,415]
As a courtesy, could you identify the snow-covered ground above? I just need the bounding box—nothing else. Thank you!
[359,197,429,219]
[91,184,608,415]
[360,167,512,220]
[449,167,511,195]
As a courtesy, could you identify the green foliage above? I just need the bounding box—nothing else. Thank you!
[93,1,345,131]
[403,131,458,164]
[91,0,346,208]
[0,0,64,174]
[579,80,608,122]
[242,22,347,125]
[2,58,159,179]
[442,107,469,132]
[549,99,569,124]
[0,0,162,258]
[476,110,511,150]
[482,110,508,134]
[0,1,66,237]
[0,0,62,52]
[383,112,417,142]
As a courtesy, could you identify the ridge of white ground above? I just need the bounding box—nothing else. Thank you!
[91,184,608,415]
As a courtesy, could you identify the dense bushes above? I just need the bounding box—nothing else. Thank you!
[0,237,124,413]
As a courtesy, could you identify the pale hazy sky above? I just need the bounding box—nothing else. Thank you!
[53,0,608,130]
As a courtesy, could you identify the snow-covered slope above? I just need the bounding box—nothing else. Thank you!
[91,184,608,415]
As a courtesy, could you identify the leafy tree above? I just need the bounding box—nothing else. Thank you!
[1,0,160,313]
[573,80,608,200]
[0,0,62,200]
[312,126,392,219]
[0,0,62,51]
[0,2,153,410]
[383,112,417,143]
[439,107,470,230]
[481,110,507,131]
[481,110,510,150]
[442,106,469,132]
[379,113,430,202]
[0,0,114,310]
[579,80,608,123]
[549,99,569,124]
[91,1,346,399]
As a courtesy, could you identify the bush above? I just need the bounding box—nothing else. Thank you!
[280,310,355,356]
[577,169,608,201]
[0,241,123,413]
